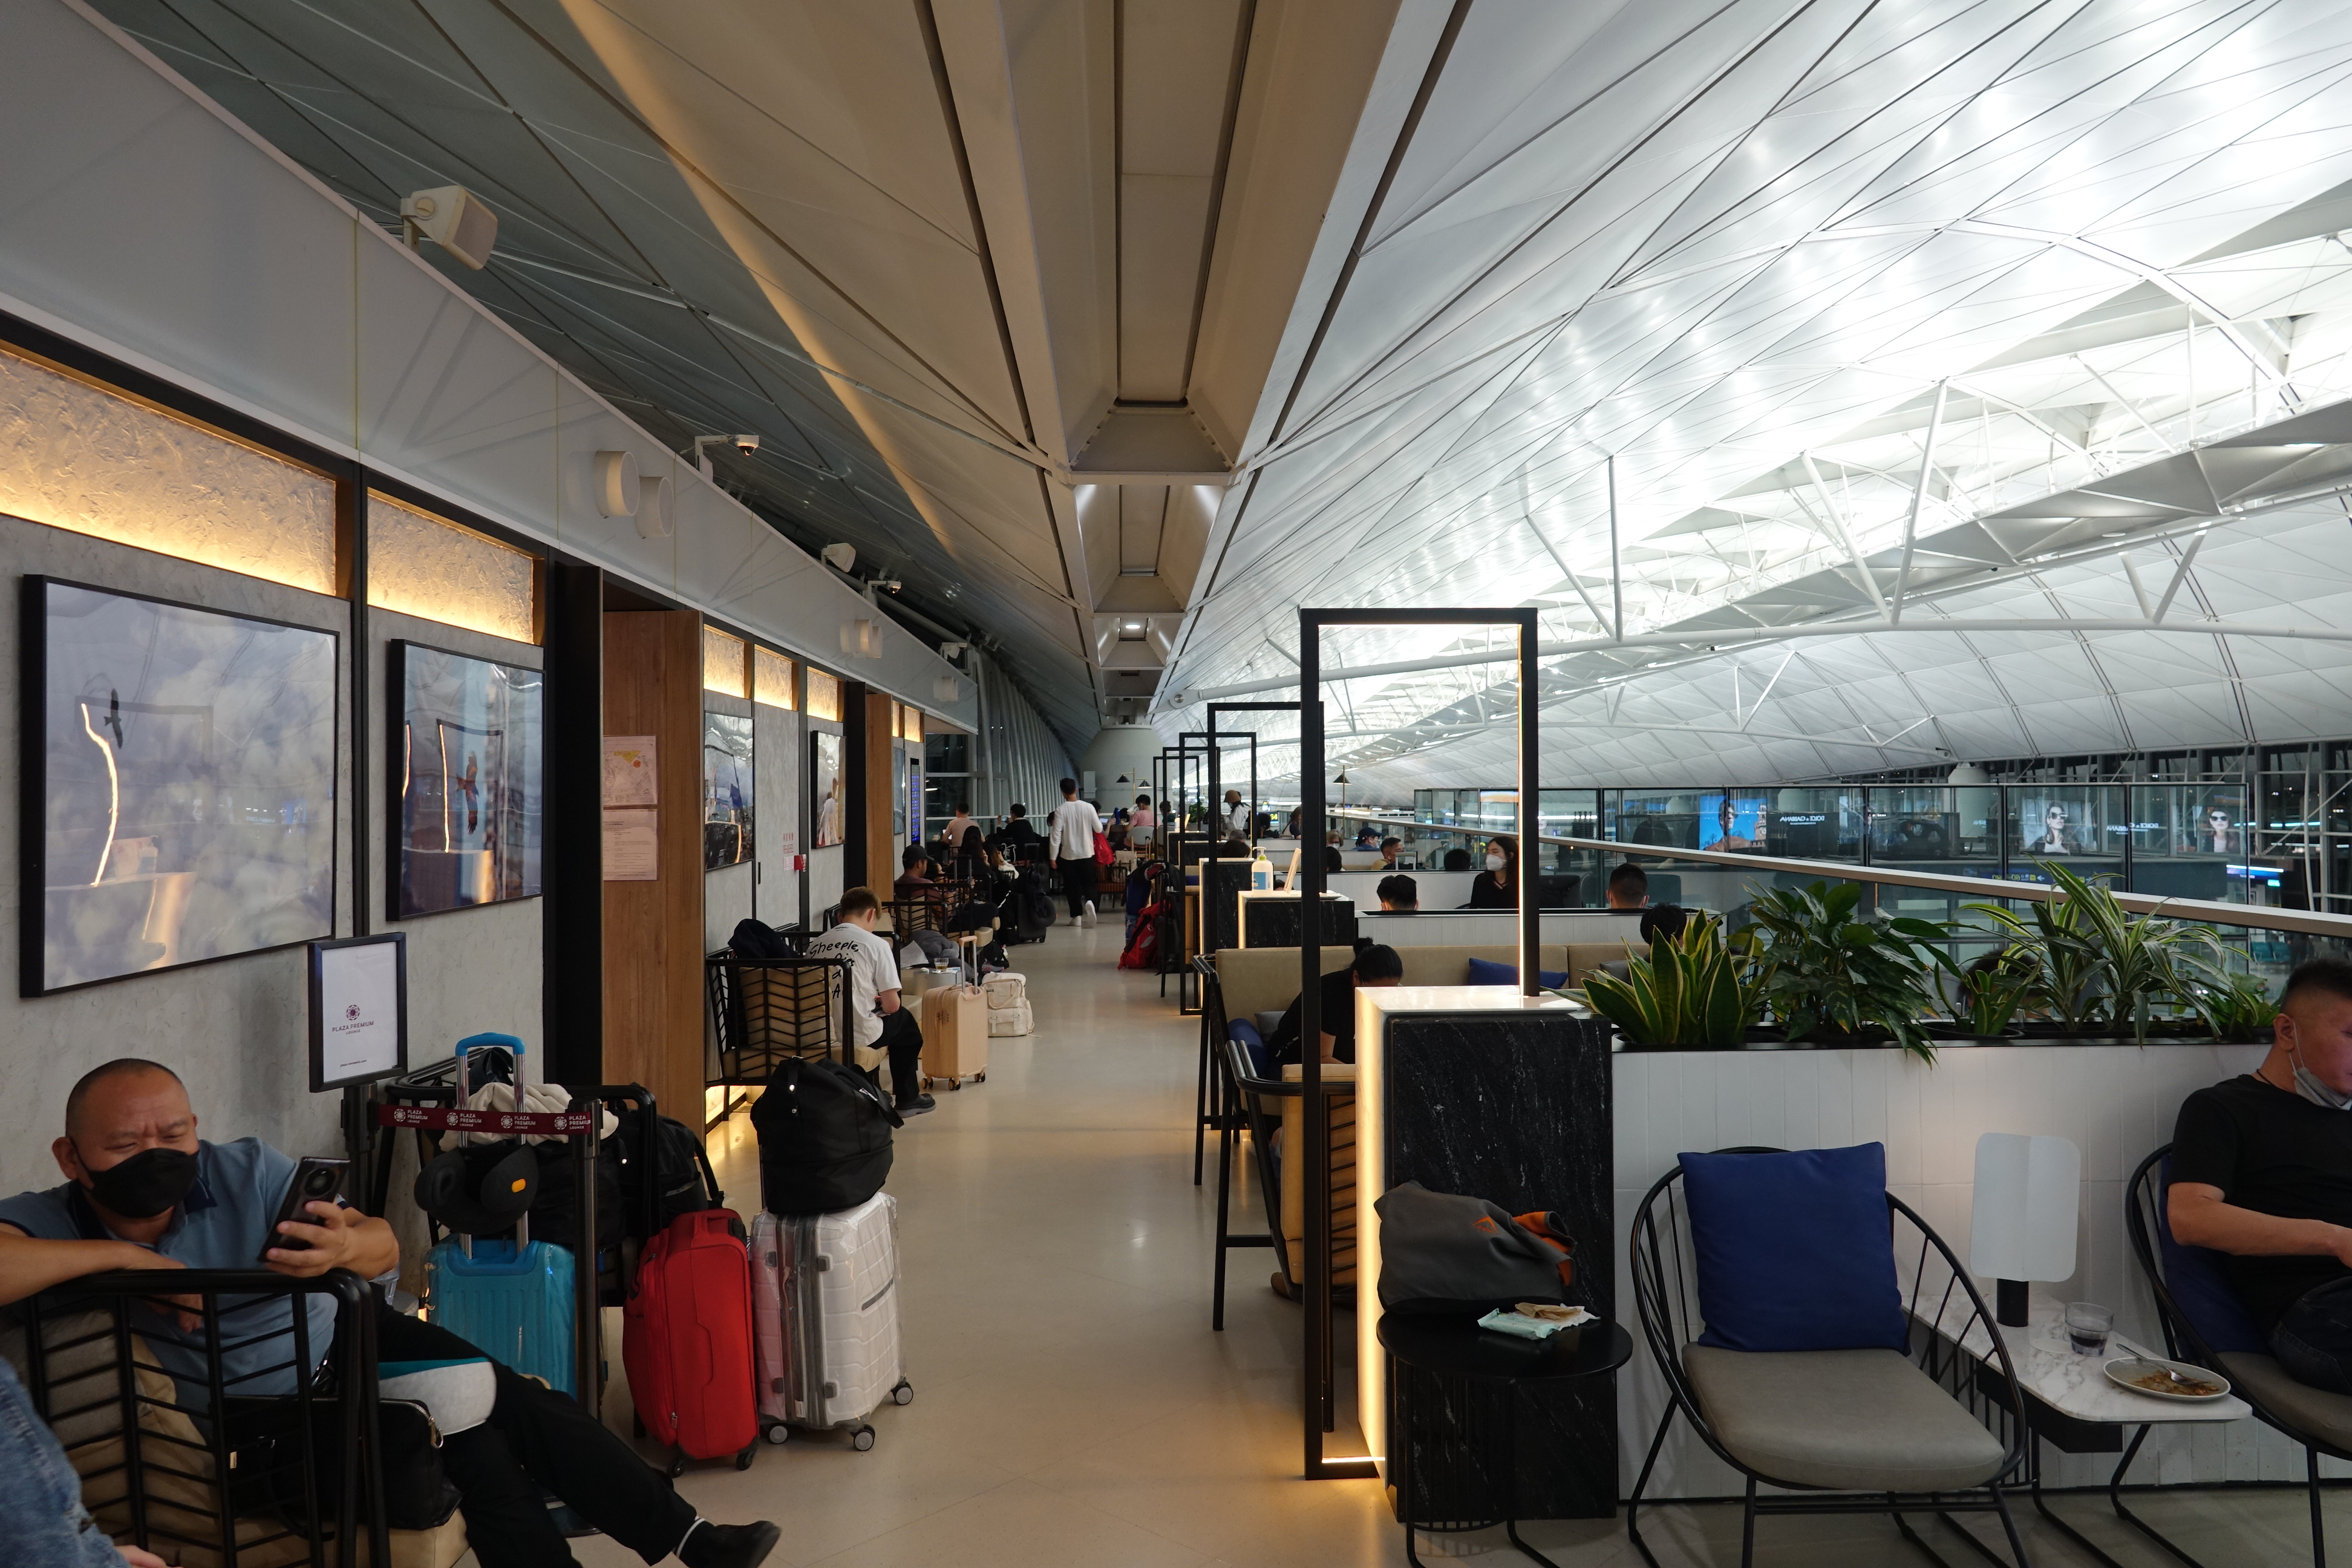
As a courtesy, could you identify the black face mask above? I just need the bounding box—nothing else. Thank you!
[77,1144,200,1220]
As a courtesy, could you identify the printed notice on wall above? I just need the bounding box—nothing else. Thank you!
[603,736,658,806]
[604,809,658,880]
[316,941,402,1086]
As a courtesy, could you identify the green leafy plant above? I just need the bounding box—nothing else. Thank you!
[1969,862,2222,1043]
[1951,945,2040,1036]
[1746,880,1951,1063]
[1569,910,1769,1048]
[2189,969,2277,1044]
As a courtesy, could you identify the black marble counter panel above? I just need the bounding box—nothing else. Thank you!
[1242,891,1356,949]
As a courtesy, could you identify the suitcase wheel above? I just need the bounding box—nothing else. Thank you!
[736,1444,757,1471]
[892,1379,913,1406]
[667,1449,687,1478]
[974,1071,985,1083]
[763,1422,789,1446]
[949,1079,962,1091]
[851,1425,875,1452]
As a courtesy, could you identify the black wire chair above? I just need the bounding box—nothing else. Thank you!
[2126,1143,2352,1565]
[14,1267,393,1568]
[1627,1151,2033,1568]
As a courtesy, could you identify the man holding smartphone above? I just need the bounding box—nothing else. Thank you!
[0,1059,780,1568]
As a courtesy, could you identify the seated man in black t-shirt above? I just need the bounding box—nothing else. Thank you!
[1269,945,1404,1066]
[2171,957,2352,1391]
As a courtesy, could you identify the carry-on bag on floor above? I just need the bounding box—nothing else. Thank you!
[750,1195,912,1450]
[986,998,1033,1037]
[921,979,989,1088]
[426,1236,578,1395]
[981,972,1026,1008]
[622,1208,761,1474]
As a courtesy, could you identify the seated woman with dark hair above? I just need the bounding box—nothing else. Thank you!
[1268,945,1405,1066]
[1464,835,1519,909]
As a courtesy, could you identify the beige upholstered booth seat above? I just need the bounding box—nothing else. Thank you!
[1684,1345,2009,1493]
[2218,1352,2352,1451]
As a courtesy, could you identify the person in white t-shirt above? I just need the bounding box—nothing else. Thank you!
[1047,777,1105,927]
[804,887,934,1114]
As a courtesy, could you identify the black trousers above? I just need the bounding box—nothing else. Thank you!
[2272,1276,2352,1393]
[376,1300,695,1568]
[1057,855,1098,918]
[871,1005,925,1106]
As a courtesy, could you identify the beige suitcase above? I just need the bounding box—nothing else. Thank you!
[921,982,989,1088]
[985,998,1033,1037]
[982,972,1027,1009]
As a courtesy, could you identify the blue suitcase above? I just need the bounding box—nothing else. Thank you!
[426,1237,576,1394]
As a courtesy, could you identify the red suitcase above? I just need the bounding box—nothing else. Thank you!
[623,1209,761,1474]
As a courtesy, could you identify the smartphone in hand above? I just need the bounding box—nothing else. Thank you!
[260,1157,349,1261]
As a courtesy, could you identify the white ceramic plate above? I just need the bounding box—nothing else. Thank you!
[2103,1355,2232,1402]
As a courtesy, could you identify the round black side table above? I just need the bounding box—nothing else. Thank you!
[1377,1313,1635,1568]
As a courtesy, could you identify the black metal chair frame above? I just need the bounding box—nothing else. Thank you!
[19,1267,390,1568]
[1627,1152,2033,1568]
[705,951,852,1090]
[1192,953,1238,1185]
[1212,1031,1320,1330]
[2126,1142,2352,1567]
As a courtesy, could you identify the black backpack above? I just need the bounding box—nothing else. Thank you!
[614,1108,724,1232]
[751,1056,901,1215]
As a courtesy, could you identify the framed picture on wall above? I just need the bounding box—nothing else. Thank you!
[390,641,543,920]
[811,730,843,848]
[23,577,339,995]
[704,711,753,869]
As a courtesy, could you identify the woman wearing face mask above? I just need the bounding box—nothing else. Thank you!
[1465,835,1519,909]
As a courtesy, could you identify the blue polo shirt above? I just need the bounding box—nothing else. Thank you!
[0,1138,339,1401]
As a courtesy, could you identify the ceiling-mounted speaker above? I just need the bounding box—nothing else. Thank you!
[932,676,959,703]
[636,472,675,539]
[594,450,640,518]
[400,185,498,270]
[841,618,883,659]
[821,543,858,573]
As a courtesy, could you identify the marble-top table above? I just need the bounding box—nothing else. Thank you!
[1913,1290,2249,1426]
[1913,1289,2246,1568]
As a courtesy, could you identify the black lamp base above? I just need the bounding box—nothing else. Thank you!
[1996,1278,2030,1328]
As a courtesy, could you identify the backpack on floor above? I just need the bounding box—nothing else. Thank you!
[1118,903,1164,970]
[751,1056,903,1215]
[615,1108,725,1233]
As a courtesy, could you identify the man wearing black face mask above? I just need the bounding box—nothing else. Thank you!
[0,1060,782,1568]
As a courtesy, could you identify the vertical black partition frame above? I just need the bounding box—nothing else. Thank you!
[1206,702,1282,853]
[1298,607,1539,1481]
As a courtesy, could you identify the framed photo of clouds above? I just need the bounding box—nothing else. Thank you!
[390,641,543,919]
[703,711,753,869]
[22,577,339,996]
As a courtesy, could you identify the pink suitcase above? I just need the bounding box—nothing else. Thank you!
[750,1198,910,1450]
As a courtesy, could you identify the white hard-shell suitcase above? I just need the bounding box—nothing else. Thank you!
[749,1195,911,1451]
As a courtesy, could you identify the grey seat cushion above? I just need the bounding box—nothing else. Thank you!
[1685,1344,2008,1492]
[2219,1351,2352,1451]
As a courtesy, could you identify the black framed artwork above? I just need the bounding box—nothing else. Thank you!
[389,640,543,920]
[21,576,338,995]
[703,710,753,870]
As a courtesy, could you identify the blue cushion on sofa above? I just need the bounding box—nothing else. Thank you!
[1679,1143,1910,1353]
[1465,956,1569,988]
[2155,1157,2265,1354]
[1229,1020,1271,1079]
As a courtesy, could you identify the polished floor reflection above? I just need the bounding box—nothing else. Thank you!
[558,923,2336,1568]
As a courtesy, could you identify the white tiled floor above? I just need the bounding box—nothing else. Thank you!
[552,923,2334,1567]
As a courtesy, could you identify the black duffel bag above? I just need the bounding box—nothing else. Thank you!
[751,1056,901,1214]
[1373,1181,1577,1315]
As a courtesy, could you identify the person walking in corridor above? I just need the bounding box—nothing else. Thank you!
[1048,778,1104,929]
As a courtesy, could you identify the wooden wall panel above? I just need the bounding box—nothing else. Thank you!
[864,691,897,893]
[600,610,705,1128]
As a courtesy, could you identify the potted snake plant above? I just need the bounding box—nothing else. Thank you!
[1568,910,1771,1050]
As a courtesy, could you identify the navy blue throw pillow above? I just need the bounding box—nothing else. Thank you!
[1680,1143,1909,1353]
[1465,956,1569,988]
[1228,1020,1272,1080]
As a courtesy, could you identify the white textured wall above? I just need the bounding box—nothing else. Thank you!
[0,515,350,1195]
[752,699,802,931]
[1608,1043,2316,1498]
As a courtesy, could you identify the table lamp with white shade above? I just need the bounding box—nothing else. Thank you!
[1969,1132,2082,1328]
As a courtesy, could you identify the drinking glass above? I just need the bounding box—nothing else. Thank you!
[2066,1301,2113,1356]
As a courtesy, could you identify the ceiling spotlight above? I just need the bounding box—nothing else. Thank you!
[400,185,497,269]
[940,641,967,661]
[821,543,858,574]
[637,472,675,540]
[842,618,883,659]
[593,451,639,518]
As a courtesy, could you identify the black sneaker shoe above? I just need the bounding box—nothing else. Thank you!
[897,1094,937,1115]
[679,1521,780,1568]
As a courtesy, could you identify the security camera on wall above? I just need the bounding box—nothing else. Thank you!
[733,433,760,454]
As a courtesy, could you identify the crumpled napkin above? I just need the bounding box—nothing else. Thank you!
[1478,1304,1595,1340]
[455,1082,619,1145]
